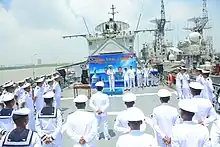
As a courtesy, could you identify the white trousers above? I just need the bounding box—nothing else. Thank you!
[96,115,110,138]
[144,77,149,86]
[129,78,135,88]
[54,96,61,109]
[108,78,115,91]
[124,79,129,89]
[137,76,142,87]
[182,88,190,99]
[151,75,156,86]
[28,113,36,131]
[35,98,44,112]
[176,87,183,99]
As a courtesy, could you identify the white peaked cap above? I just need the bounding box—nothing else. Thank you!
[2,93,14,102]
[202,70,210,74]
[13,108,30,116]
[35,78,44,83]
[95,81,104,87]
[21,83,31,89]
[73,95,88,103]
[43,91,55,99]
[157,89,171,97]
[178,99,197,113]
[3,81,14,88]
[125,107,145,121]
[46,78,53,82]
[122,93,136,102]
[189,82,204,90]
[53,75,60,79]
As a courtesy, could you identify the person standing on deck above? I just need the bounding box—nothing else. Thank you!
[143,65,150,87]
[44,78,54,94]
[171,99,210,147]
[53,75,62,109]
[123,68,130,91]
[89,81,111,140]
[175,67,183,99]
[34,78,44,112]
[128,66,135,89]
[107,65,115,92]
[2,81,17,107]
[136,66,143,88]
[150,65,158,87]
[116,107,157,147]
[152,89,179,147]
[201,70,214,103]
[195,68,203,84]
[182,67,191,99]
[114,93,146,135]
[65,95,97,147]
[14,80,25,106]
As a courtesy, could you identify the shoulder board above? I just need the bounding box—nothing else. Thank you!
[86,110,94,113]
[0,109,13,119]
[69,111,74,115]
[38,107,57,118]
[3,128,33,146]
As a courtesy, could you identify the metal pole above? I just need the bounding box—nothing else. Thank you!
[32,54,37,79]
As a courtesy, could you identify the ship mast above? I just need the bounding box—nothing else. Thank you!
[108,5,118,21]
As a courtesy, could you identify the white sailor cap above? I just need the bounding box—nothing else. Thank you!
[122,93,136,102]
[25,77,31,80]
[125,107,145,121]
[53,75,60,79]
[95,81,104,87]
[157,89,171,97]
[35,78,44,83]
[189,82,204,90]
[21,83,31,89]
[73,95,88,103]
[178,99,197,113]
[43,91,55,99]
[17,80,24,84]
[46,78,53,82]
[13,108,30,117]
[202,70,210,74]
[3,81,14,88]
[2,93,14,102]
[196,68,203,71]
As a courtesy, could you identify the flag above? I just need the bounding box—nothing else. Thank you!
[0,0,11,11]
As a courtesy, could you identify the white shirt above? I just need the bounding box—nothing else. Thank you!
[201,77,214,101]
[107,69,115,80]
[89,91,110,116]
[176,72,183,87]
[143,68,150,78]
[53,81,61,98]
[171,121,210,147]
[210,115,220,147]
[0,108,15,134]
[128,69,135,79]
[123,71,129,81]
[196,75,203,84]
[116,130,158,147]
[182,73,190,88]
[136,69,142,77]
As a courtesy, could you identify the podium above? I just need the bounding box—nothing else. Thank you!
[73,84,91,98]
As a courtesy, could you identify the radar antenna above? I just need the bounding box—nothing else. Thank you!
[108,5,118,21]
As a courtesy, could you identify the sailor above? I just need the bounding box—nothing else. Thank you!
[152,89,179,147]
[171,99,210,146]
[34,78,44,112]
[65,95,97,147]
[189,82,217,126]
[123,68,130,91]
[53,75,62,109]
[136,66,143,88]
[114,93,146,135]
[143,65,150,87]
[89,81,111,140]
[195,68,203,84]
[150,65,158,87]
[0,93,16,137]
[128,66,135,89]
[182,67,191,99]
[14,80,25,103]
[2,81,16,95]
[175,67,183,99]
[107,65,115,92]
[20,83,36,131]
[35,91,62,147]
[0,108,41,146]
[44,78,54,94]
[116,107,157,147]
[201,70,214,103]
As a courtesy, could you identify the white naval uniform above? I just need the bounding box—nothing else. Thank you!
[36,107,62,147]
[65,109,97,147]
[53,81,61,109]
[201,77,214,103]
[89,91,110,138]
[152,103,179,147]
[44,85,53,93]
[176,72,183,99]
[143,67,149,86]
[150,68,157,86]
[114,107,146,135]
[192,95,217,126]
[210,115,220,147]
[123,71,130,89]
[116,130,158,147]
[196,74,203,84]
[107,69,115,91]
[34,86,44,112]
[0,128,41,147]
[171,121,210,147]
[128,69,135,88]
[136,69,142,87]
[0,108,15,136]
[182,73,190,99]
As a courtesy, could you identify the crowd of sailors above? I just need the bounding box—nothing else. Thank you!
[0,65,219,146]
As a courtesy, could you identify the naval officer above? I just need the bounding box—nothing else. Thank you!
[53,75,62,109]
[35,91,62,147]
[201,70,214,103]
[14,80,25,104]
[65,95,97,147]
[152,89,179,147]
[136,66,143,88]
[128,66,135,89]
[143,65,150,87]
[34,78,44,112]
[107,65,115,92]
[0,108,41,146]
[114,93,146,135]
[0,93,16,137]
[195,68,203,84]
[116,107,157,147]
[171,99,210,147]
[123,68,130,91]
[181,67,190,99]
[189,82,217,126]
[89,81,110,140]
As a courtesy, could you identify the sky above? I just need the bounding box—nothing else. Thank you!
[0,0,219,65]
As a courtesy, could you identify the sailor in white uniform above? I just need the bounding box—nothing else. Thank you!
[136,67,143,88]
[65,95,97,147]
[89,81,110,140]
[2,82,16,107]
[189,82,217,126]
[14,80,25,105]
[195,68,203,84]
[0,108,41,147]
[182,67,190,99]
[143,65,150,87]
[44,78,54,94]
[0,93,16,137]
[35,91,62,147]
[114,93,146,135]
[123,68,130,91]
[150,66,158,87]
[176,67,183,99]
[107,65,115,92]
[116,107,157,147]
[152,89,179,147]
[53,75,62,109]
[201,70,214,103]
[128,66,135,89]
[34,78,44,112]
[20,83,36,131]
[171,99,210,147]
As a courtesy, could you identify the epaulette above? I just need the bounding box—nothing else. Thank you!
[69,111,74,114]
[86,110,94,113]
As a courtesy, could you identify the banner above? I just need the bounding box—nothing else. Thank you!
[89,53,136,88]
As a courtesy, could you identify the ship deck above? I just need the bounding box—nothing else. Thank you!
[60,85,178,147]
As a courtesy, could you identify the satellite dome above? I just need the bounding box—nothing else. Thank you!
[189,32,202,43]
[169,54,175,61]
